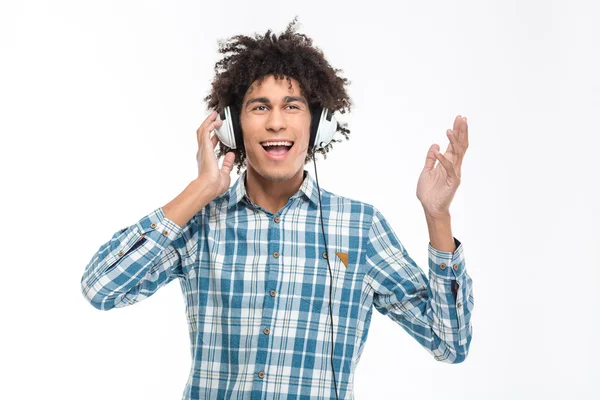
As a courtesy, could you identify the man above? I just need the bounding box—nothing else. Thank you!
[81,18,473,400]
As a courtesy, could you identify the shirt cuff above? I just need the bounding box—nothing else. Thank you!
[428,237,465,279]
[134,207,183,248]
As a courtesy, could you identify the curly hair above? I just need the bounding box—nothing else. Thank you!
[203,16,352,174]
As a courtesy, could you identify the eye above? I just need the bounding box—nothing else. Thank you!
[252,104,301,111]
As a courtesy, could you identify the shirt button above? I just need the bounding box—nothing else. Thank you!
[118,251,124,257]
[269,290,276,297]
[273,251,279,258]
[453,264,459,270]
[322,251,328,259]
[440,263,446,270]
[274,216,280,223]
[162,230,169,236]
[457,302,462,308]
[263,327,270,335]
[258,371,265,379]
[150,222,157,229]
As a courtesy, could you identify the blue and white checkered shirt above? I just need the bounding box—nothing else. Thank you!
[81,169,474,399]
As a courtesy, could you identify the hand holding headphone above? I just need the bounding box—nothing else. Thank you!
[214,104,338,150]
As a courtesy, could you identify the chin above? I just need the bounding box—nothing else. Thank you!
[247,157,303,182]
[255,167,296,182]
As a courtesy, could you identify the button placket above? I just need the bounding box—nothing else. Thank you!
[253,212,280,390]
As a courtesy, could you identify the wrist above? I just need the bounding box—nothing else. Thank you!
[424,212,455,252]
[162,180,214,228]
[424,210,451,224]
[191,178,218,203]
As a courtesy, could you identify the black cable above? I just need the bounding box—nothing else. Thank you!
[312,157,340,400]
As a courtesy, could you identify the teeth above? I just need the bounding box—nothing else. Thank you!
[262,141,293,147]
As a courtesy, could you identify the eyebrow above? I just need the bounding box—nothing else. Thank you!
[245,96,308,109]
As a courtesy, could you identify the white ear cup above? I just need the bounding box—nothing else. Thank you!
[215,107,237,149]
[313,108,338,150]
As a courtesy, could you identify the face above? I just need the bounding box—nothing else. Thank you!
[240,74,311,182]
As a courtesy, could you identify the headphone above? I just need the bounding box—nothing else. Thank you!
[214,103,338,151]
[215,103,341,399]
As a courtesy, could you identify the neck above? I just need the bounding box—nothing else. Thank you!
[245,167,305,215]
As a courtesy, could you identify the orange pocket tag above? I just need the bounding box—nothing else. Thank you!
[335,252,349,268]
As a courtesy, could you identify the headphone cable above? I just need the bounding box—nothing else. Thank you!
[312,156,340,400]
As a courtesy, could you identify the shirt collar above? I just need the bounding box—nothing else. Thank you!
[227,169,320,210]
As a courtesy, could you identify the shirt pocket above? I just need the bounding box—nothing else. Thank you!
[295,253,347,314]
[298,250,360,325]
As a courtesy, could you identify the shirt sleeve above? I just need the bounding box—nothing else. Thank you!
[80,207,194,311]
[364,207,474,363]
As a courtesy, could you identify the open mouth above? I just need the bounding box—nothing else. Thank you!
[260,141,294,157]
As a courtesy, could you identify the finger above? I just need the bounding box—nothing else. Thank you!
[462,116,469,149]
[455,115,469,150]
[220,151,236,175]
[196,111,219,146]
[202,110,218,129]
[453,115,462,133]
[199,119,223,150]
[439,117,467,177]
[434,150,459,181]
[423,144,440,171]
[198,110,217,134]
[445,128,465,156]
[211,131,219,148]
[448,115,461,147]
[443,129,456,156]
[449,123,467,176]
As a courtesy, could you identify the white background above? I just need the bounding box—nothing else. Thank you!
[1,0,598,398]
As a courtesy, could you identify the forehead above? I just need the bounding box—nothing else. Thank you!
[244,75,303,98]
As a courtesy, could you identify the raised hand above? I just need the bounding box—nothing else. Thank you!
[416,115,469,219]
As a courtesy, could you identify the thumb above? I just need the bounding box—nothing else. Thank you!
[423,144,440,171]
[220,151,236,175]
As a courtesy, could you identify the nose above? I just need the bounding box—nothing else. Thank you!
[265,107,286,132]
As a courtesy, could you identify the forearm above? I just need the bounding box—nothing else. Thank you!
[81,208,184,310]
[366,208,473,363]
[425,212,456,252]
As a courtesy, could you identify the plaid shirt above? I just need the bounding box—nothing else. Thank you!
[81,169,474,399]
